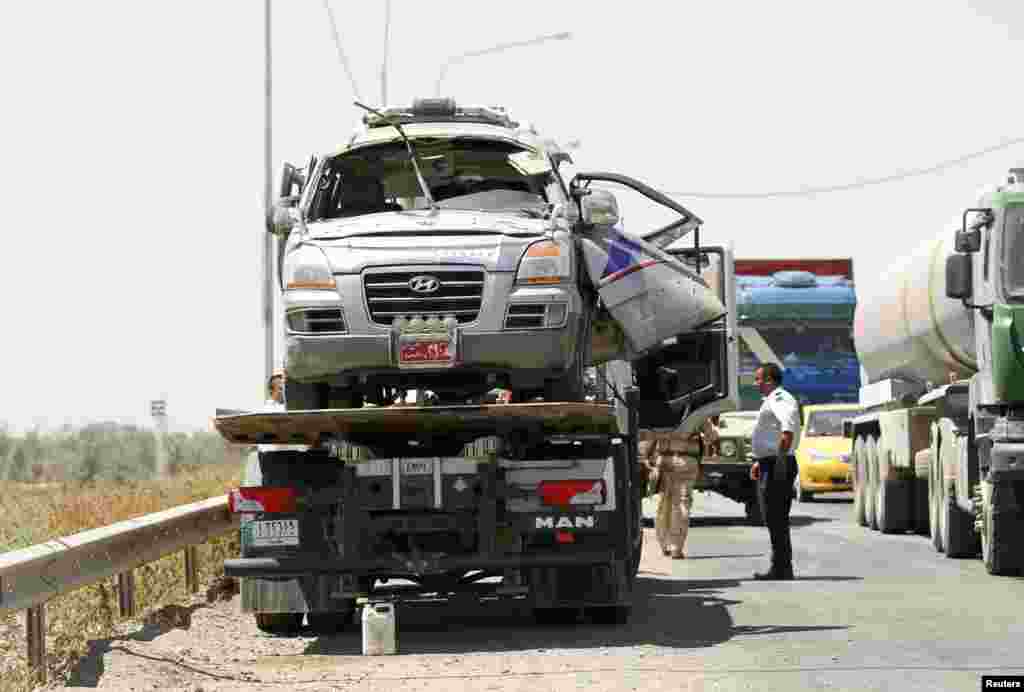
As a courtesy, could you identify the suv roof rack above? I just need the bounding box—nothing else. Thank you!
[362,98,518,129]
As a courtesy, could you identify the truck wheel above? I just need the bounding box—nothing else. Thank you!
[745,497,764,526]
[865,438,879,530]
[913,476,930,536]
[877,480,909,534]
[254,613,304,635]
[981,480,1024,575]
[943,487,978,559]
[588,605,632,625]
[929,449,945,553]
[978,479,1019,577]
[853,436,868,526]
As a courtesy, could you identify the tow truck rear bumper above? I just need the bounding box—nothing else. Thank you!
[225,551,618,579]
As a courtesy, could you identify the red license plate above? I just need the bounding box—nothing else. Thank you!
[399,340,452,364]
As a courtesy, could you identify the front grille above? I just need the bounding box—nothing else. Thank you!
[505,304,546,329]
[287,308,346,334]
[364,270,484,325]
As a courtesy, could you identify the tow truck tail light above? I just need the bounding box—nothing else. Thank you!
[228,487,298,514]
[538,480,605,506]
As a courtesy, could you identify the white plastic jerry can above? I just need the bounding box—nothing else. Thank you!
[361,601,397,655]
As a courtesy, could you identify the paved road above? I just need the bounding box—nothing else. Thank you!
[60,491,1024,692]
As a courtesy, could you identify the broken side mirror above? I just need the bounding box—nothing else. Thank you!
[580,188,620,227]
[945,253,972,300]
[278,162,306,199]
[269,196,300,236]
[956,208,990,253]
[550,151,573,169]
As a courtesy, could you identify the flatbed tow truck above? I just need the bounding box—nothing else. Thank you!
[214,396,646,631]
[212,98,741,634]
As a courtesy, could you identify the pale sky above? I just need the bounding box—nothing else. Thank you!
[1,0,1022,432]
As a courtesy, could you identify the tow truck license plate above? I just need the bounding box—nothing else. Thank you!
[399,338,454,365]
[248,519,299,547]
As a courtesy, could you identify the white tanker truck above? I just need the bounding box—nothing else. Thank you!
[848,167,1024,576]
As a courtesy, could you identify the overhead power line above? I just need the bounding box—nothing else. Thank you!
[322,0,362,102]
[663,136,1024,200]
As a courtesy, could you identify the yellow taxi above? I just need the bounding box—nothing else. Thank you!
[794,403,862,502]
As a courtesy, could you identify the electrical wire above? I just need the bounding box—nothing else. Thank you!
[321,0,362,102]
[662,136,1024,199]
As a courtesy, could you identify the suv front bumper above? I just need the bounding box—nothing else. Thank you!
[284,273,583,390]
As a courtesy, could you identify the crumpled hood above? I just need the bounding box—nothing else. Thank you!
[305,210,554,273]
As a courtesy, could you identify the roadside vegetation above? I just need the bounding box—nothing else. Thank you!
[0,423,247,691]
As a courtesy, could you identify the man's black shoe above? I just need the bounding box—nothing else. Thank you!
[753,568,794,581]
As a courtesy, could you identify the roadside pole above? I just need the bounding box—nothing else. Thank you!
[150,397,168,479]
[263,0,275,388]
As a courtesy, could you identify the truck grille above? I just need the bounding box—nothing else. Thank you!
[364,270,484,325]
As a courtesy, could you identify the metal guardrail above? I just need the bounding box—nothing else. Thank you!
[0,495,238,682]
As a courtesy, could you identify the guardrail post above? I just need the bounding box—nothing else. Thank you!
[26,604,46,683]
[184,546,199,595]
[117,571,135,618]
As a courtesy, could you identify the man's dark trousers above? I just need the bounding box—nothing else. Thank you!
[756,455,798,573]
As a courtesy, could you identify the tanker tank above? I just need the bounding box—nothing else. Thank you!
[853,224,977,388]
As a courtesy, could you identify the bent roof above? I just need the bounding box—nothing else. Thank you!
[324,122,548,159]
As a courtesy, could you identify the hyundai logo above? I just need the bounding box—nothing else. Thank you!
[408,275,441,294]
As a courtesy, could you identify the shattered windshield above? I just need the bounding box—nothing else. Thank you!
[1002,205,1024,301]
[307,138,565,222]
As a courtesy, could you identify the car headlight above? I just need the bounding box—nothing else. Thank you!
[516,240,570,285]
[283,245,336,290]
[719,440,737,458]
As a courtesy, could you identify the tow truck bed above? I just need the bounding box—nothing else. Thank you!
[214,402,619,445]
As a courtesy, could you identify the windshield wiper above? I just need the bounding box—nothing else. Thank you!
[353,101,439,215]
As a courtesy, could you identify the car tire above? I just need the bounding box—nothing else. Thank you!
[793,474,813,502]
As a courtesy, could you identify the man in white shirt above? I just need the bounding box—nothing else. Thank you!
[264,369,285,411]
[748,363,802,580]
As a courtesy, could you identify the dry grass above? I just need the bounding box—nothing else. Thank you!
[0,463,243,691]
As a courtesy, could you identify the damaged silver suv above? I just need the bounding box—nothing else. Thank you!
[270,98,733,414]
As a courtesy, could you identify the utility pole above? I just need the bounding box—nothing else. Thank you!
[381,0,391,106]
[263,0,275,386]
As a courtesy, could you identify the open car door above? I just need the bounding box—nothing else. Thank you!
[601,244,740,435]
[572,172,724,364]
